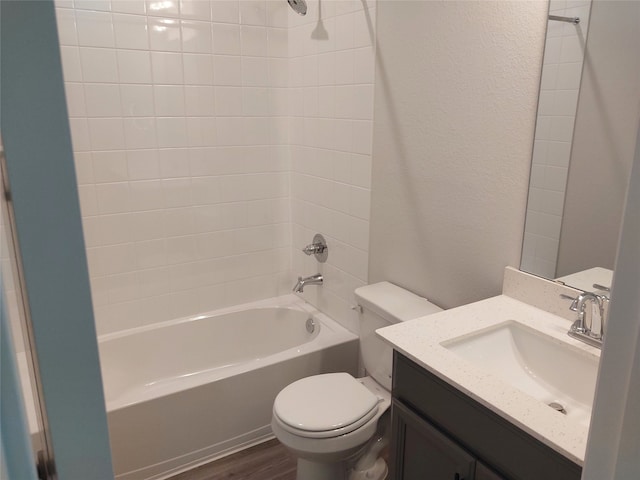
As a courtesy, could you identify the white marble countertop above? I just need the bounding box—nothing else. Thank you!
[556,267,613,295]
[376,294,601,465]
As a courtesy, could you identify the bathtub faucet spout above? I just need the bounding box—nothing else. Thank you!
[293,274,323,293]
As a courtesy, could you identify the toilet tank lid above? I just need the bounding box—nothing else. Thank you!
[355,282,442,323]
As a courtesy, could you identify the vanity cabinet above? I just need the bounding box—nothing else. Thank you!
[389,352,582,480]
[392,400,477,479]
[475,463,506,480]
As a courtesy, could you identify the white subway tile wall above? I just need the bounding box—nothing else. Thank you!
[288,0,376,334]
[521,0,591,278]
[56,0,295,334]
[56,0,375,335]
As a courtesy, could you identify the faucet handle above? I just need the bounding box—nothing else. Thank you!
[563,292,606,348]
[593,283,611,292]
[599,295,610,334]
[302,243,326,255]
[593,283,611,299]
[301,234,328,263]
[560,293,579,312]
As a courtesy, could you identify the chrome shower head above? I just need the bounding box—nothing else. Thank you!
[287,0,307,16]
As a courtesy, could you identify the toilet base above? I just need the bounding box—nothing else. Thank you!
[272,377,392,480]
[297,458,349,480]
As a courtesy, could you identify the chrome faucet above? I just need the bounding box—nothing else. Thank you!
[564,291,608,348]
[293,274,323,293]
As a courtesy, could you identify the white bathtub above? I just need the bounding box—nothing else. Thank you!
[100,295,359,480]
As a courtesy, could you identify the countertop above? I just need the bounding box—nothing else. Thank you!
[376,294,601,465]
[556,267,613,295]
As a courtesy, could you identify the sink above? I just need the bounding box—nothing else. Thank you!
[442,321,599,426]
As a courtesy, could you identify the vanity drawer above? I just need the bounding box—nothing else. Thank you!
[392,352,582,480]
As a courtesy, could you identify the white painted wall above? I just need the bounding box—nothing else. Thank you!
[369,0,547,308]
[556,0,640,277]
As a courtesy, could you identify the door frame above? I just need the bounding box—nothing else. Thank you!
[0,1,113,478]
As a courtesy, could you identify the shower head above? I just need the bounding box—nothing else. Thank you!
[287,0,307,16]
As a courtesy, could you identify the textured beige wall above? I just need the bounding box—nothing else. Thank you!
[556,0,640,277]
[369,1,547,308]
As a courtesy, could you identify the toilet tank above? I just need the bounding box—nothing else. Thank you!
[355,282,442,390]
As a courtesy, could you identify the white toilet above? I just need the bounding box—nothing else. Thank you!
[271,282,442,480]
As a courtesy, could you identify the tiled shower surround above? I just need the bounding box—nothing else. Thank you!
[55,0,376,335]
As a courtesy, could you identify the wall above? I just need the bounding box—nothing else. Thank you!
[288,0,376,333]
[1,202,24,353]
[55,0,292,334]
[556,0,640,277]
[583,118,640,479]
[521,0,592,278]
[369,1,547,309]
[55,0,377,336]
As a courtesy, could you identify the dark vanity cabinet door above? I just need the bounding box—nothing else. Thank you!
[392,400,475,479]
[390,352,582,480]
[476,463,507,480]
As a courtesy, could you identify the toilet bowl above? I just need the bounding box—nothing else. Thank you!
[271,282,442,480]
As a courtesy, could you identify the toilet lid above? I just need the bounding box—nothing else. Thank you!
[273,373,379,433]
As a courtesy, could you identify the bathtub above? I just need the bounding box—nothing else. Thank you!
[100,295,359,480]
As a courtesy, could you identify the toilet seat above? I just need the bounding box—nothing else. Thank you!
[273,373,380,439]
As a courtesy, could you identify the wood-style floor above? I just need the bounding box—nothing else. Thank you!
[168,439,297,480]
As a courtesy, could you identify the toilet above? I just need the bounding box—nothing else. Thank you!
[271,282,442,480]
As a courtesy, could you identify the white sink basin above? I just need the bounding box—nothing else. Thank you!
[443,321,599,427]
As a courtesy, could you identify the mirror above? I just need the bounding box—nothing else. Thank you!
[520,0,640,292]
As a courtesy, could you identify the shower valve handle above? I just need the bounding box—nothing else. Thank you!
[302,243,326,255]
[301,234,328,263]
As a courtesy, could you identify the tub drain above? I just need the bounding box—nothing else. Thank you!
[306,318,315,333]
[548,402,567,414]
